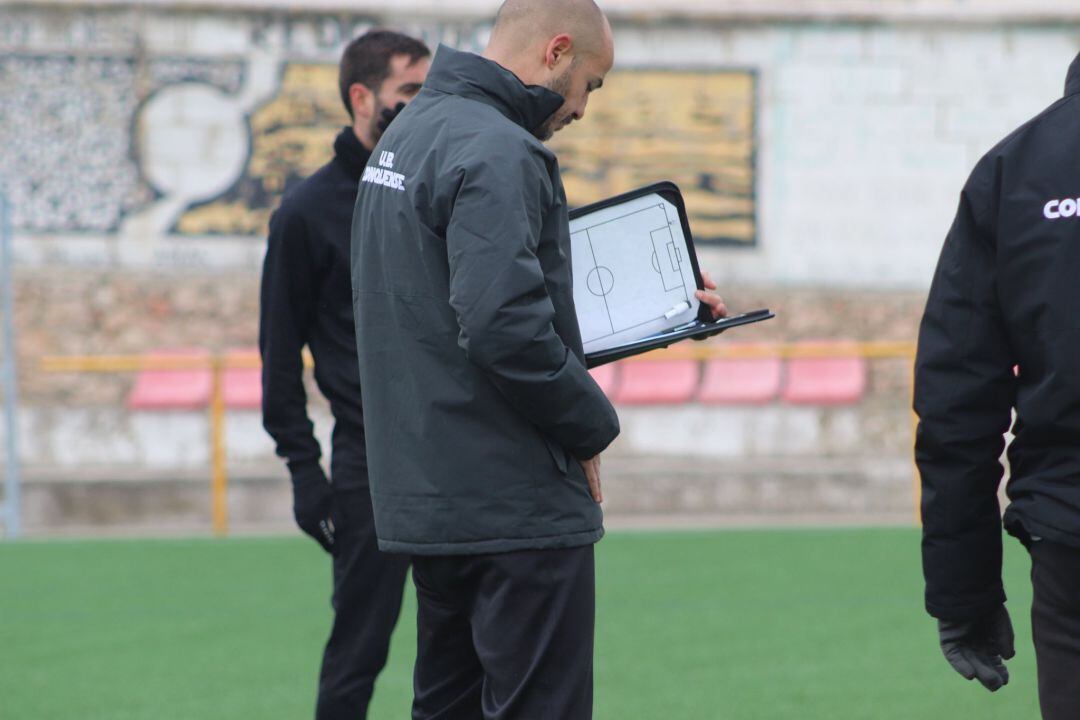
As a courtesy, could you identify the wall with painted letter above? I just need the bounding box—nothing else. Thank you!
[2,2,1077,288]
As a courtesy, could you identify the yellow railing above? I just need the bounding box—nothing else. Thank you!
[40,350,310,537]
[628,340,921,521]
[41,341,919,534]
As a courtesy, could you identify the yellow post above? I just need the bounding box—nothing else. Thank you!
[209,355,229,536]
[912,410,922,525]
[908,356,922,526]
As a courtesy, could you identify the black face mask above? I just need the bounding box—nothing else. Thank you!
[375,101,407,139]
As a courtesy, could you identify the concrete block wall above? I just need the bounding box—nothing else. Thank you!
[2,398,919,530]
[1,402,894,472]
[642,24,1080,288]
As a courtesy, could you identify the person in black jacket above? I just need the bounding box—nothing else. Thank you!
[915,51,1080,719]
[259,30,430,720]
[352,2,728,718]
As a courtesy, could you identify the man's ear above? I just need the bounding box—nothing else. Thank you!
[349,82,374,121]
[545,33,574,70]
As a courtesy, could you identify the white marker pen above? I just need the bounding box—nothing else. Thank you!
[664,301,691,320]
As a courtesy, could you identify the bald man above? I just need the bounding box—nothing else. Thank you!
[351,1,619,717]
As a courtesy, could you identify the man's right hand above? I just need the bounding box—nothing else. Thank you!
[293,473,336,554]
[580,455,603,503]
[938,604,1015,692]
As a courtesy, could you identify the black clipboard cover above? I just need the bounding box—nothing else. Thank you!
[569,182,774,368]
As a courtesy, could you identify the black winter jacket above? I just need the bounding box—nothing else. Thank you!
[916,53,1080,621]
[260,128,370,491]
[351,46,620,555]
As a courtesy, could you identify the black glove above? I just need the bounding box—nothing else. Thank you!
[292,466,336,555]
[938,604,1015,692]
[377,101,407,134]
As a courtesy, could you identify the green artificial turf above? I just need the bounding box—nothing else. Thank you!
[0,528,1040,719]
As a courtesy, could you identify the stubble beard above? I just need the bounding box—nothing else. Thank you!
[533,63,576,142]
[369,97,388,144]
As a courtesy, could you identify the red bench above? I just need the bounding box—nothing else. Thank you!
[782,344,867,405]
[699,347,782,405]
[128,348,265,410]
[127,342,869,410]
[614,360,700,405]
[223,348,262,409]
[127,349,212,410]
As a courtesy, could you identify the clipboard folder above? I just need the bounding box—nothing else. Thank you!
[569,182,774,368]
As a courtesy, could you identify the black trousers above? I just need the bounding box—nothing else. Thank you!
[316,488,411,720]
[1030,539,1080,720]
[411,544,596,720]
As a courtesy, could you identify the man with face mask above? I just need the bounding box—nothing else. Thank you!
[351,2,723,718]
[259,30,430,720]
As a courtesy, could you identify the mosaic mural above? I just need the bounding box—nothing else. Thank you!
[0,54,244,233]
[550,70,757,246]
[0,11,755,245]
[175,63,345,236]
[178,66,757,245]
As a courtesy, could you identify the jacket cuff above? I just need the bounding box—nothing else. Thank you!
[925,587,1007,622]
[571,414,621,461]
[288,460,328,489]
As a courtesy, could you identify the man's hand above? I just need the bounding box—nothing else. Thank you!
[695,270,728,320]
[938,604,1015,692]
[293,473,337,555]
[580,455,603,503]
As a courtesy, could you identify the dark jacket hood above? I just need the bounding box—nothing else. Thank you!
[423,44,564,134]
[1066,51,1080,97]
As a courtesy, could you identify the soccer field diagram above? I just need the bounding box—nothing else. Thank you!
[571,194,699,354]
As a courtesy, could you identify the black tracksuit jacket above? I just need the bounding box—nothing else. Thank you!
[916,52,1080,622]
[260,128,370,491]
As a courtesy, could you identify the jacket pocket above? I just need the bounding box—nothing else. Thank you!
[542,435,568,474]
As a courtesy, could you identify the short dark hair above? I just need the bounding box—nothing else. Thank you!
[338,30,431,119]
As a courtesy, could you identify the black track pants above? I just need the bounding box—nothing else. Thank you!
[411,544,596,720]
[315,488,410,720]
[1030,540,1080,720]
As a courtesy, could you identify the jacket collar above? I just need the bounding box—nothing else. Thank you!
[423,44,564,133]
[1066,52,1080,97]
[333,126,371,180]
